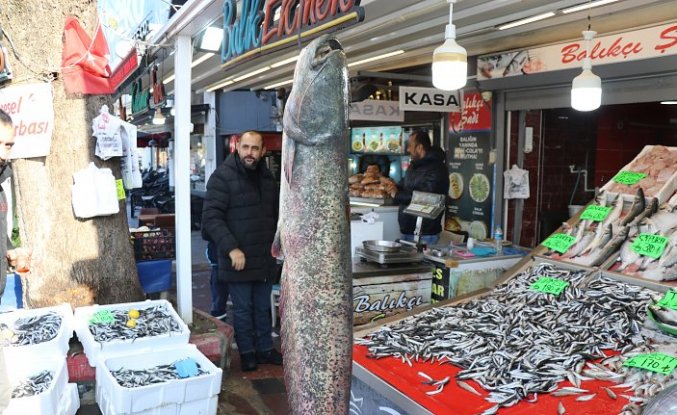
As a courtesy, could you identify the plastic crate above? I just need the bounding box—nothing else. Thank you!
[57,383,80,415]
[131,229,175,261]
[95,344,222,415]
[73,300,190,367]
[4,355,68,415]
[0,303,74,361]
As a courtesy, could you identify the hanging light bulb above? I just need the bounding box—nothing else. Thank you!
[571,30,602,111]
[152,108,166,125]
[432,0,467,91]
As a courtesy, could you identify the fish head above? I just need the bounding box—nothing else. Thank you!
[284,35,349,145]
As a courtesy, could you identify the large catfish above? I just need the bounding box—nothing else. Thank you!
[272,35,353,414]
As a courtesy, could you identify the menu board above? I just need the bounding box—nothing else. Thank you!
[445,91,494,240]
[351,126,403,154]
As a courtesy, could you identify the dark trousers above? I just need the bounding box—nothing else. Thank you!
[227,280,273,355]
[207,241,228,317]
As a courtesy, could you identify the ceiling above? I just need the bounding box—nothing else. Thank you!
[151,0,677,96]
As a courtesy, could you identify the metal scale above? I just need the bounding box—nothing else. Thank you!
[356,191,446,265]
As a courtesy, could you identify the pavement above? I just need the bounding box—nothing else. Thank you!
[75,209,288,414]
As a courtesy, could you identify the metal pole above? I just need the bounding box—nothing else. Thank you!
[174,34,193,324]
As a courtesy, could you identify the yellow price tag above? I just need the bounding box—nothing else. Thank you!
[116,179,126,200]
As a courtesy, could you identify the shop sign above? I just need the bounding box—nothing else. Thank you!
[431,266,450,303]
[0,83,54,159]
[221,0,365,67]
[449,91,491,133]
[399,86,461,113]
[349,100,403,122]
[477,22,677,80]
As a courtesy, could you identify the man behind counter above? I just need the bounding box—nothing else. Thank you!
[386,129,448,245]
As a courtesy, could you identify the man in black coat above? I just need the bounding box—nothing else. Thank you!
[387,130,449,245]
[201,130,281,372]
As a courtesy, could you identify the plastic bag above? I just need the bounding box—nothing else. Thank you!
[72,162,120,218]
[92,105,123,160]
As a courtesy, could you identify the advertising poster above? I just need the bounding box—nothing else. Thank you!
[351,126,403,155]
[0,83,54,159]
[445,92,493,239]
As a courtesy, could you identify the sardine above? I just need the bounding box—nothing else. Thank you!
[272,35,353,414]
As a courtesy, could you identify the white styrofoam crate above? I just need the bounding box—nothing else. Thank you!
[601,145,677,204]
[0,303,74,361]
[95,344,222,415]
[57,383,80,415]
[73,299,190,367]
[4,355,68,415]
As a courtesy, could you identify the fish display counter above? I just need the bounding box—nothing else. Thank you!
[350,257,677,415]
[352,259,433,327]
[425,243,529,303]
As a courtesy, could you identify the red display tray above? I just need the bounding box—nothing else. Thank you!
[354,345,631,415]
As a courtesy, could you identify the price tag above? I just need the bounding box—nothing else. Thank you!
[613,171,647,185]
[530,277,569,295]
[89,310,115,325]
[579,205,612,222]
[623,352,677,375]
[631,234,668,259]
[542,233,576,254]
[657,291,677,311]
[116,179,126,200]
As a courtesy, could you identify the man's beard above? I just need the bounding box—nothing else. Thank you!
[242,158,259,170]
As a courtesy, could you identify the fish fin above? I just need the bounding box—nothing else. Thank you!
[271,228,284,259]
[283,136,296,185]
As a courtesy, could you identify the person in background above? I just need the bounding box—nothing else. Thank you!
[204,235,229,322]
[0,109,31,412]
[386,129,449,245]
[201,130,282,372]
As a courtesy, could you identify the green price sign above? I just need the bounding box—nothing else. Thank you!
[116,179,126,200]
[88,310,115,325]
[530,277,569,296]
[657,291,677,311]
[579,205,612,222]
[542,233,576,254]
[613,171,647,185]
[631,234,669,259]
[624,352,677,375]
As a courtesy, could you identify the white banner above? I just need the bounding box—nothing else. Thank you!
[399,86,461,112]
[478,22,677,80]
[349,99,404,122]
[0,83,54,159]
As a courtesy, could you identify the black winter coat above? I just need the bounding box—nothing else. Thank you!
[201,153,279,282]
[394,147,449,235]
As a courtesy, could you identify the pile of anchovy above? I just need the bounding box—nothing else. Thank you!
[88,305,182,343]
[110,361,208,388]
[11,371,53,398]
[0,311,62,347]
[357,262,665,415]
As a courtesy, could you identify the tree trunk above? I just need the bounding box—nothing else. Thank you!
[0,1,144,307]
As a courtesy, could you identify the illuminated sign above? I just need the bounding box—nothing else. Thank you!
[221,0,365,67]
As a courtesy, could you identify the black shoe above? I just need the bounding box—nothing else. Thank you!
[256,349,283,365]
[240,352,257,372]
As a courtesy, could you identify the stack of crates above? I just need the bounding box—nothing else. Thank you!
[74,299,223,415]
[1,304,79,415]
[131,228,174,297]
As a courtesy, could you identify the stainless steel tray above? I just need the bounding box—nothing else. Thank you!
[363,240,401,253]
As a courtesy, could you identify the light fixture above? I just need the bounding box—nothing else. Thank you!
[199,27,223,51]
[233,66,271,82]
[497,12,556,30]
[205,79,234,92]
[271,55,298,68]
[348,50,405,68]
[432,0,467,91]
[264,78,294,90]
[152,108,166,125]
[660,100,677,105]
[562,0,620,14]
[571,30,602,112]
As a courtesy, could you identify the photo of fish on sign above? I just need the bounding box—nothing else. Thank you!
[272,35,353,415]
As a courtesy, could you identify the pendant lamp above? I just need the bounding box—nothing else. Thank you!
[432,0,467,91]
[571,30,602,111]
[152,108,166,125]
